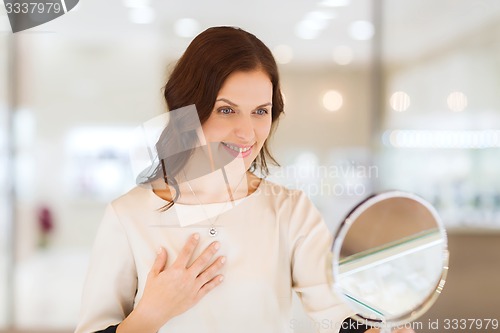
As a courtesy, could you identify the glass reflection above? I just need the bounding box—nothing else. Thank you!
[333,192,448,327]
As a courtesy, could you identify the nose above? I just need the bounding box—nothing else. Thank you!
[233,114,255,142]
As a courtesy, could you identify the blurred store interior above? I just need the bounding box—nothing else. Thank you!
[1,0,500,332]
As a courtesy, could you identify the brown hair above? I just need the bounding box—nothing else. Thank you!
[153,26,284,209]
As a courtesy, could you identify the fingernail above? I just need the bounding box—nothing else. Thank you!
[193,233,200,240]
[219,275,224,282]
[221,256,226,264]
[213,241,220,250]
[157,247,163,255]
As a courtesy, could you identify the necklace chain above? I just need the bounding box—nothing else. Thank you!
[182,170,247,237]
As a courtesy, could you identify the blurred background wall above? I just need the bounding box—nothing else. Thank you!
[1,0,499,332]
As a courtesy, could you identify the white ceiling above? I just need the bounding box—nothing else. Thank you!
[383,0,500,64]
[16,0,500,66]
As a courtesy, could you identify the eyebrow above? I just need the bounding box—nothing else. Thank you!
[215,98,272,109]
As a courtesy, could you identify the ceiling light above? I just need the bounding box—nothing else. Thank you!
[305,10,336,23]
[384,130,500,149]
[390,91,411,112]
[319,0,351,7]
[123,0,151,8]
[447,91,468,112]
[323,90,343,112]
[129,6,155,24]
[174,18,201,38]
[273,45,293,64]
[349,20,374,40]
[332,45,353,65]
[295,22,321,40]
[295,10,334,40]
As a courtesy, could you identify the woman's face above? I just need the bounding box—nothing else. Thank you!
[201,69,273,170]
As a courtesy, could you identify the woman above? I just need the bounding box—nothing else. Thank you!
[75,26,409,333]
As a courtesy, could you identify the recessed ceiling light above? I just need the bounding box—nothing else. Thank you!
[319,0,351,7]
[390,91,411,112]
[305,10,336,23]
[447,91,468,112]
[349,20,374,40]
[295,11,335,40]
[174,18,201,38]
[123,0,151,8]
[323,90,343,112]
[295,21,321,40]
[129,6,155,24]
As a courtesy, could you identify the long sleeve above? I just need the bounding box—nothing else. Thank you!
[289,191,354,333]
[75,204,138,333]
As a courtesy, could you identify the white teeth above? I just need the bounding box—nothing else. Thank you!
[222,142,252,153]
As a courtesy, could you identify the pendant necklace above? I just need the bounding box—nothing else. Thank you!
[182,170,247,237]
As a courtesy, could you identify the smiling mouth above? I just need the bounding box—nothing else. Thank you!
[221,142,253,153]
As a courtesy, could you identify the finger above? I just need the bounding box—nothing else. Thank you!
[197,274,224,300]
[188,241,220,274]
[151,247,168,276]
[195,256,226,288]
[175,233,200,267]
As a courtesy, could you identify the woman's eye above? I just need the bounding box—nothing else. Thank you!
[219,107,234,115]
[255,109,269,116]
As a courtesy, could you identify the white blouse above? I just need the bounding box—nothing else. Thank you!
[75,179,353,333]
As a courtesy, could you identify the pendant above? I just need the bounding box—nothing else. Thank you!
[209,226,218,237]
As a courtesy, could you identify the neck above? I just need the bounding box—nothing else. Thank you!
[152,170,261,204]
